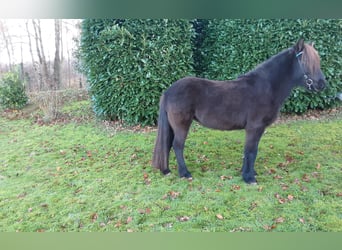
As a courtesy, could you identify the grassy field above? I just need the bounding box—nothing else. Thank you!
[0,99,341,232]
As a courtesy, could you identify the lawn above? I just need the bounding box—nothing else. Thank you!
[0,99,341,232]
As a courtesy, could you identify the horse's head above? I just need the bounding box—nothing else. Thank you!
[294,39,326,92]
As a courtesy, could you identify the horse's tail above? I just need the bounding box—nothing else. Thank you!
[152,95,174,174]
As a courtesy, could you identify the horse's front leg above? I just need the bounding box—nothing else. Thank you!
[241,127,265,184]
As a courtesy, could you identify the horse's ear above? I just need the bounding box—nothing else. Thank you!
[294,39,305,52]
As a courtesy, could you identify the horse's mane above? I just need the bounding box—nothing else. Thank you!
[300,43,321,75]
[239,48,290,79]
[239,42,321,79]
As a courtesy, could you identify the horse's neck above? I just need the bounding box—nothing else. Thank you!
[256,49,297,105]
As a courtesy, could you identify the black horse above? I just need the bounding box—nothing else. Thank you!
[152,39,326,184]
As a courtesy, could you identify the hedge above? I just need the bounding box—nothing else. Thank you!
[80,19,341,125]
[80,19,194,125]
[201,19,342,113]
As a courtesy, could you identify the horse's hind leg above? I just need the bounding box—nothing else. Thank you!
[168,112,192,179]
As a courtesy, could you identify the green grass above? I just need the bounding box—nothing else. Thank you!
[0,100,341,232]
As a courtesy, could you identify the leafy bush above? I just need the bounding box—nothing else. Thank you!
[79,19,341,126]
[80,19,194,125]
[0,70,28,110]
[201,19,342,113]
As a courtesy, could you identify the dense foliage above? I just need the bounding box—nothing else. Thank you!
[80,19,341,125]
[0,70,28,110]
[201,19,342,113]
[80,19,194,125]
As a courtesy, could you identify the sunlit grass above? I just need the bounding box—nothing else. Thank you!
[0,101,341,232]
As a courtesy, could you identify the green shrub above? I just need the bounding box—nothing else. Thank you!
[80,19,194,125]
[0,70,28,110]
[201,19,342,113]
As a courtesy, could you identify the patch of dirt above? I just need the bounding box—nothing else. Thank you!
[276,106,342,124]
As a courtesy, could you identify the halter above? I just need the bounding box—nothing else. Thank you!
[296,51,314,90]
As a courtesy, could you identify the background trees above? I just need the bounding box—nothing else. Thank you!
[0,19,83,91]
[1,19,341,125]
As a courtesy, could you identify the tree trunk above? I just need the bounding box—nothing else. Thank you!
[32,19,50,90]
[53,19,62,89]
[0,20,13,71]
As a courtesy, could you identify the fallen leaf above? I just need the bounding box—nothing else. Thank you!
[278,198,286,204]
[293,178,301,185]
[126,216,133,224]
[216,214,224,220]
[231,185,240,191]
[249,202,258,210]
[40,203,49,208]
[268,168,276,174]
[273,175,283,180]
[287,194,294,201]
[163,223,173,228]
[114,221,122,228]
[220,175,233,180]
[91,213,98,222]
[178,216,190,222]
[311,172,320,178]
[302,174,311,182]
[130,154,137,160]
[17,192,27,199]
[274,217,285,224]
[138,208,151,214]
[144,178,151,185]
[169,191,180,199]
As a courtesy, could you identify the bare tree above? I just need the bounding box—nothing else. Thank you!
[0,20,14,71]
[25,20,41,89]
[32,19,51,90]
[53,19,62,89]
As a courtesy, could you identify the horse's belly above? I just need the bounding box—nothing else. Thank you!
[195,112,246,131]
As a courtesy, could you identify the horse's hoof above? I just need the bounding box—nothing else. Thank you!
[181,176,193,181]
[180,172,192,180]
[162,169,171,175]
[242,175,257,185]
